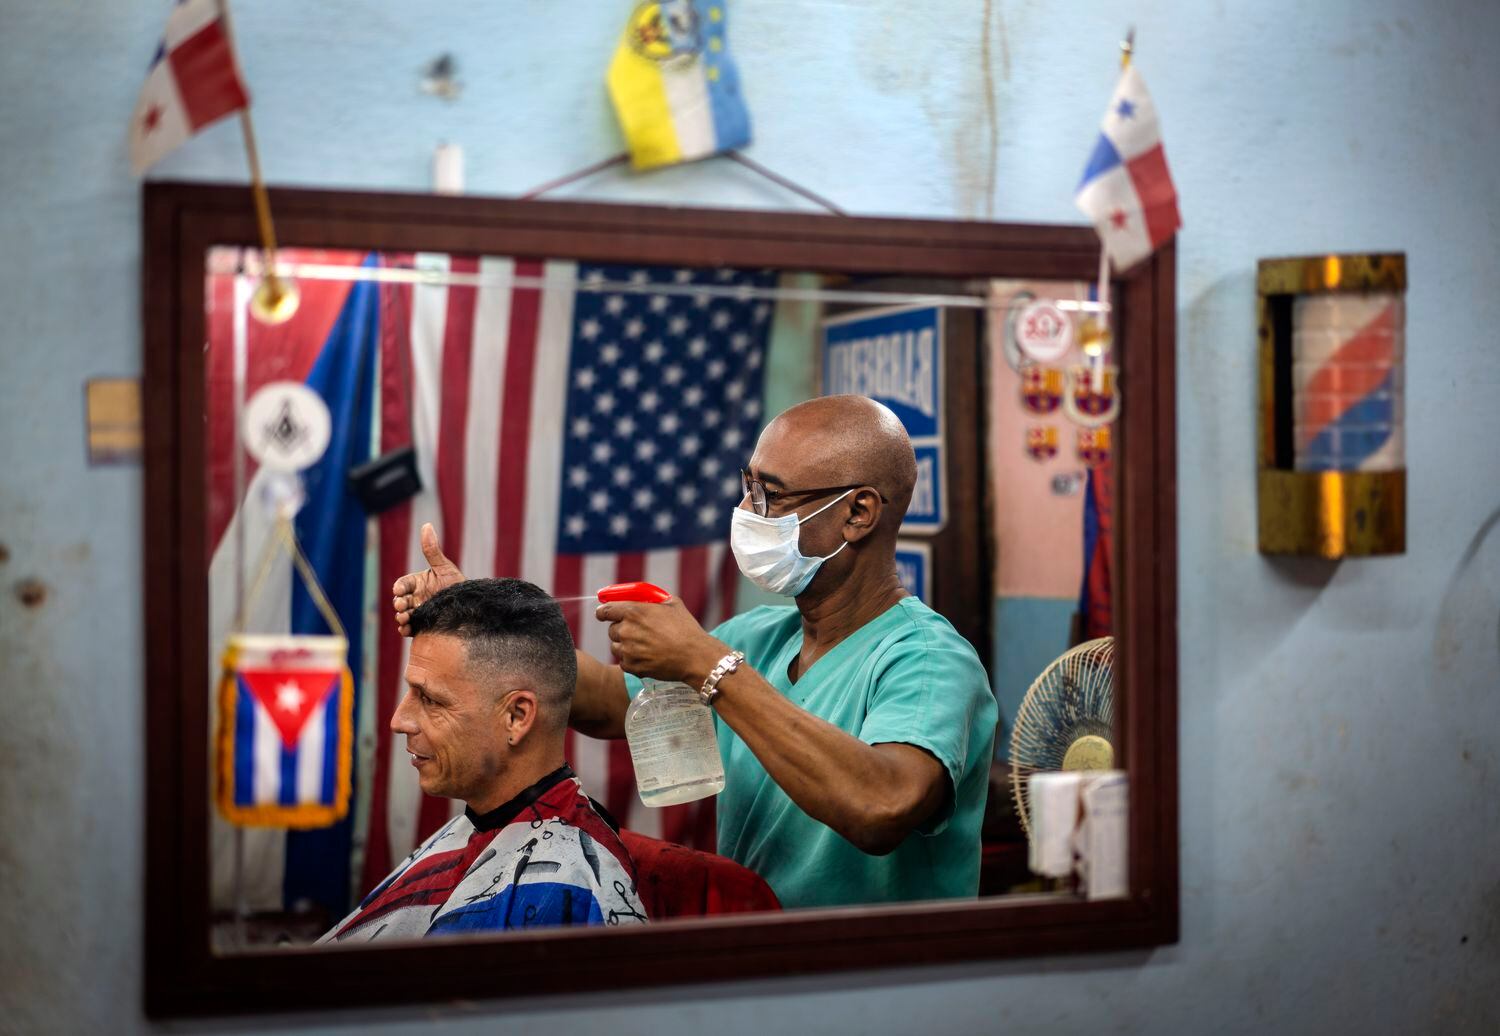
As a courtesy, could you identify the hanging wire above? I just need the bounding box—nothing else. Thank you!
[520,153,631,200]
[520,149,846,216]
[723,152,846,216]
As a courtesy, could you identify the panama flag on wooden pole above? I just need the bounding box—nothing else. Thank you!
[130,0,250,174]
[1074,62,1181,273]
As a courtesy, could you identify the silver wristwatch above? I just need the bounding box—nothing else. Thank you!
[698,650,745,707]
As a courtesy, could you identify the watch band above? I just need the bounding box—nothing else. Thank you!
[699,649,745,707]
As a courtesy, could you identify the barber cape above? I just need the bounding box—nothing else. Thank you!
[320,766,647,942]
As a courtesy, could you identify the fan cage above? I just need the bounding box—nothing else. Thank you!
[1008,636,1115,839]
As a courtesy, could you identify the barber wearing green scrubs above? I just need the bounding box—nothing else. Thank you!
[394,395,997,909]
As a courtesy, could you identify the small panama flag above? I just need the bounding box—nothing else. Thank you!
[1074,64,1181,272]
[130,0,250,174]
[216,634,354,828]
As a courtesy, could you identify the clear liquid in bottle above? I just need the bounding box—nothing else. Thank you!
[624,679,725,807]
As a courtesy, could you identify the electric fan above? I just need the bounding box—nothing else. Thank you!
[1009,636,1116,838]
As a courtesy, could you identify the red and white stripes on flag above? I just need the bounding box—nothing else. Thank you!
[360,256,735,892]
[130,0,250,174]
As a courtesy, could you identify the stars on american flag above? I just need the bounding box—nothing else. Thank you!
[556,263,777,552]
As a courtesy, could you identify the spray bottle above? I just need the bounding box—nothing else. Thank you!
[597,581,726,807]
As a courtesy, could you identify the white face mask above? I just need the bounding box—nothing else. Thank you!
[729,490,852,597]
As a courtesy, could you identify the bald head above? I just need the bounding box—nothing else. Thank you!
[754,395,918,532]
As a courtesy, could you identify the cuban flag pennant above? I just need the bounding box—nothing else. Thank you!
[1074,65,1181,272]
[130,0,250,174]
[608,0,752,170]
[216,633,354,828]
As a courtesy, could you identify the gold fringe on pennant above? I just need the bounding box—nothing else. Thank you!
[214,638,356,829]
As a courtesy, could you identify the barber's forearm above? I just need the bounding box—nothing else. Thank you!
[569,650,629,740]
[711,670,929,854]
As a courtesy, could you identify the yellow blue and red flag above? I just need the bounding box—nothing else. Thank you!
[607,1,751,170]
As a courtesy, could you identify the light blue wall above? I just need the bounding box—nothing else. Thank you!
[3,2,1498,1033]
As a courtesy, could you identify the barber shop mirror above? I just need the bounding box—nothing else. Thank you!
[144,183,1178,1015]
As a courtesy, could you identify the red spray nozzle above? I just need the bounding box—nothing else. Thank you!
[596,581,672,605]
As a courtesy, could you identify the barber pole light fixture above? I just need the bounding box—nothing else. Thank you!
[1256,253,1407,557]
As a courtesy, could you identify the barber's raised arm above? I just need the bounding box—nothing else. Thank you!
[597,597,947,856]
[391,523,465,636]
[715,667,946,855]
[570,650,630,740]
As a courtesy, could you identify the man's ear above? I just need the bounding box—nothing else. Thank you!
[502,689,539,745]
[844,486,884,543]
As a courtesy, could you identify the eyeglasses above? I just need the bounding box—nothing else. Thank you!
[739,469,885,518]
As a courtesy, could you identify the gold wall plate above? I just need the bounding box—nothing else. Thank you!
[85,377,142,464]
[1256,253,1406,296]
[1257,468,1406,558]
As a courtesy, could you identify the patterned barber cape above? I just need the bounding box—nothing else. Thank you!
[321,765,647,942]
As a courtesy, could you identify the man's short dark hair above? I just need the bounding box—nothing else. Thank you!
[408,578,577,728]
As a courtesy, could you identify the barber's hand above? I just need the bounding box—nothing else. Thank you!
[595,597,724,685]
[392,523,464,637]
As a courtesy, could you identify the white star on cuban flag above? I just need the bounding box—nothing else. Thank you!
[274,680,307,714]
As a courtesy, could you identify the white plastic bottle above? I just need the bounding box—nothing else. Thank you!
[624,679,725,807]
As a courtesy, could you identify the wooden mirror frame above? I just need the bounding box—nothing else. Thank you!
[142,182,1178,1018]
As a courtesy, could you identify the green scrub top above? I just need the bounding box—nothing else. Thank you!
[626,597,997,909]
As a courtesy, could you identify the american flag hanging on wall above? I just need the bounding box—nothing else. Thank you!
[360,257,776,893]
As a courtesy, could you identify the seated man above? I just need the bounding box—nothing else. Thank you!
[321,578,647,943]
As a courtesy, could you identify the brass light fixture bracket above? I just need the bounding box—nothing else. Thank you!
[1256,253,1406,558]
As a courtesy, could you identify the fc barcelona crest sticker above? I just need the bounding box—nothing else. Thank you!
[1025,426,1059,461]
[1077,426,1112,468]
[1021,365,1064,414]
[1064,364,1121,427]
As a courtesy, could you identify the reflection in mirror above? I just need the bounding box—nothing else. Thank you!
[982,280,1121,897]
[202,248,1117,952]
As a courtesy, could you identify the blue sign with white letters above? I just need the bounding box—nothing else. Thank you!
[821,306,942,439]
[906,442,944,532]
[821,304,946,533]
[894,540,932,602]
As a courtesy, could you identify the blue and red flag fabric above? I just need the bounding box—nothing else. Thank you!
[1078,460,1114,641]
[1074,64,1181,272]
[208,254,380,917]
[131,0,249,174]
[207,251,772,921]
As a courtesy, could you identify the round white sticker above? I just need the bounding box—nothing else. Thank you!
[1015,299,1074,364]
[242,382,332,472]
